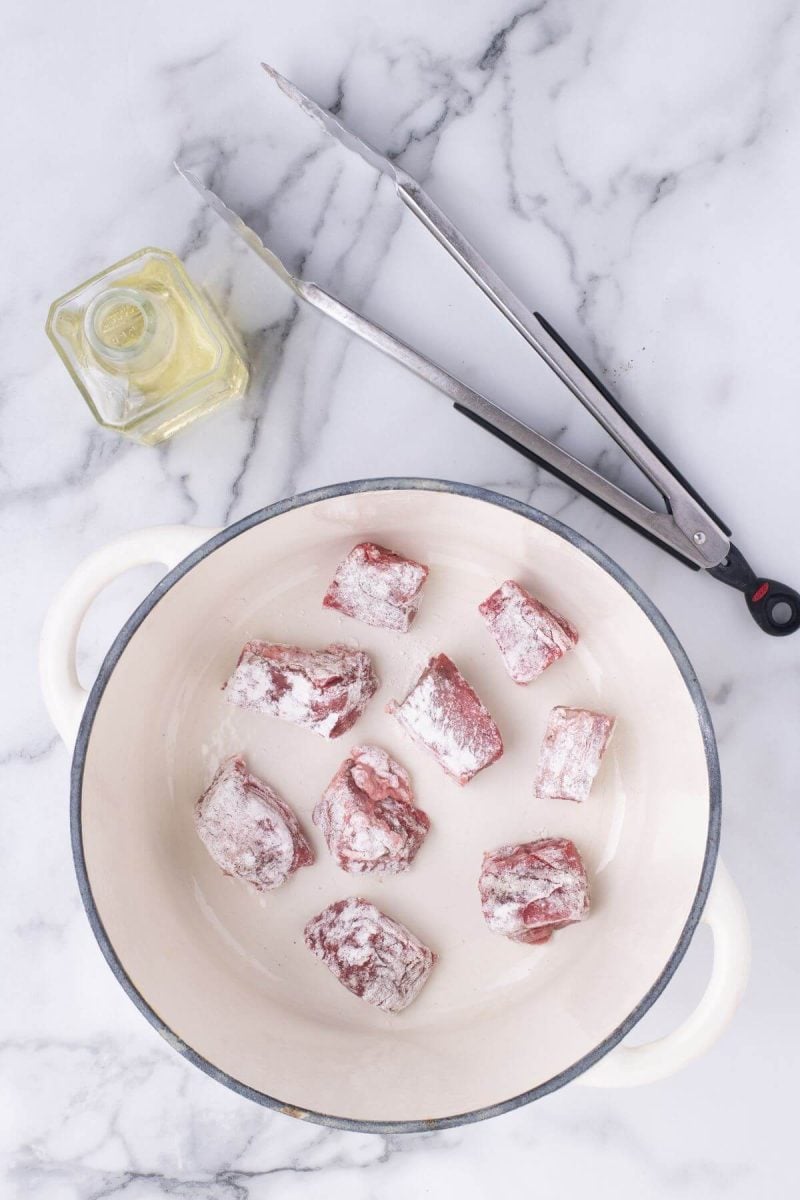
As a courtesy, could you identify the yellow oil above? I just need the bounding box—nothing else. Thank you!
[47,248,248,445]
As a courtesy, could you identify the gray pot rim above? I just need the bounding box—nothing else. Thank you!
[70,477,721,1134]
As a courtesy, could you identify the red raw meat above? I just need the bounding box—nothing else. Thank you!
[323,542,429,632]
[479,579,578,683]
[195,755,314,891]
[387,653,504,785]
[479,838,590,944]
[224,641,378,739]
[314,745,430,874]
[535,706,616,802]
[304,897,436,1012]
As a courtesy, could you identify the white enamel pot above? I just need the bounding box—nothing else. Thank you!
[39,480,749,1131]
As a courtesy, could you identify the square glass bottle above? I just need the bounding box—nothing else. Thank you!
[46,248,249,444]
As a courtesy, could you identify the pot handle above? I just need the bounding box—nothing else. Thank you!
[39,525,220,749]
[578,860,750,1087]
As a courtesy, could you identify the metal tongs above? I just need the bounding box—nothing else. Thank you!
[177,63,799,636]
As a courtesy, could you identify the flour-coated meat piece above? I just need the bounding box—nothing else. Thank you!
[386,653,503,785]
[314,745,430,874]
[195,756,314,891]
[304,897,436,1012]
[323,542,429,632]
[224,641,378,739]
[535,706,616,802]
[479,838,589,944]
[479,579,578,684]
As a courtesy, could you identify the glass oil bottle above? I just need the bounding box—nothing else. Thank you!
[46,248,248,444]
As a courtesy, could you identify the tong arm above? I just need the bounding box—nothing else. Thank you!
[397,178,731,568]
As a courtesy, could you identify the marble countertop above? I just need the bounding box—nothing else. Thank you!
[3,0,799,1194]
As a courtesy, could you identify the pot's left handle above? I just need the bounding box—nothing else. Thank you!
[39,525,220,748]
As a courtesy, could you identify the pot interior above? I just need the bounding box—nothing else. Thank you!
[77,486,713,1124]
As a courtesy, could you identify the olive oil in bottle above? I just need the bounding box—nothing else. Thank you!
[46,248,248,444]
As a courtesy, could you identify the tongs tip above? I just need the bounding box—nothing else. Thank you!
[260,61,309,110]
[260,61,281,84]
[173,162,204,194]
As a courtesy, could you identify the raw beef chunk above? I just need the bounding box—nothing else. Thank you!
[387,653,503,785]
[479,838,589,944]
[304,897,436,1012]
[323,542,429,632]
[479,579,578,683]
[535,706,616,802]
[195,756,314,891]
[224,641,378,739]
[314,745,430,874]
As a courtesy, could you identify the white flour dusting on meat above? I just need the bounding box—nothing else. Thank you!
[535,706,616,802]
[224,641,378,738]
[313,744,430,874]
[195,756,314,891]
[479,838,590,944]
[323,542,429,632]
[387,653,503,785]
[304,897,436,1012]
[479,579,578,683]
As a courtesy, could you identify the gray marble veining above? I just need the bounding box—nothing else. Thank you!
[2,0,799,1195]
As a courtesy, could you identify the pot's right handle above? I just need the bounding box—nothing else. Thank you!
[39,525,220,749]
[579,861,750,1088]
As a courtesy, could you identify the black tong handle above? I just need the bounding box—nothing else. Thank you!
[708,545,800,636]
